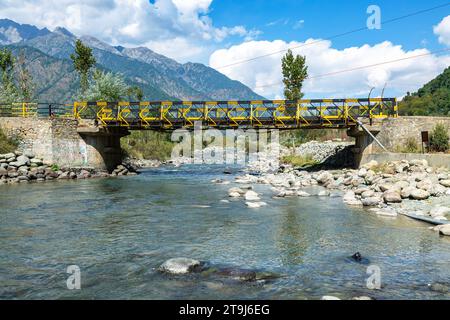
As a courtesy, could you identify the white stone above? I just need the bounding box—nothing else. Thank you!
[158,258,201,274]
[429,206,450,219]
[410,189,430,200]
[439,180,450,188]
[244,190,260,201]
[297,191,311,197]
[321,296,341,300]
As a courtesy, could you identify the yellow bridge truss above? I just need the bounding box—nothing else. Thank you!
[1,98,397,130]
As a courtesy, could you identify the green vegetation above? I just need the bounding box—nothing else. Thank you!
[429,123,449,153]
[84,70,130,101]
[121,131,174,161]
[281,154,319,168]
[395,137,420,154]
[0,126,18,153]
[399,66,450,116]
[281,49,308,100]
[70,39,96,95]
[0,48,35,103]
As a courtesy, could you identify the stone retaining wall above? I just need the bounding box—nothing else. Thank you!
[374,116,450,153]
[362,153,450,169]
[0,117,125,170]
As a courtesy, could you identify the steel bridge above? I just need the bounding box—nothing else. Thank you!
[0,98,397,130]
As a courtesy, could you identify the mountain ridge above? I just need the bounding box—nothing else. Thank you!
[0,19,264,102]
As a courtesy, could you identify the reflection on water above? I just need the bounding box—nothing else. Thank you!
[0,165,449,300]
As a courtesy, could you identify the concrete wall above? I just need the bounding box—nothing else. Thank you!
[373,116,450,153]
[0,117,126,170]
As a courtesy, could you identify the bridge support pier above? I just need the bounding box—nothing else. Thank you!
[347,120,382,168]
[0,117,129,172]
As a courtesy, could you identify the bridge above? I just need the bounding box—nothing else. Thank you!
[0,98,398,170]
[1,98,397,129]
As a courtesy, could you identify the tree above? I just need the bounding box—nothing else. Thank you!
[0,48,19,103]
[127,86,144,101]
[17,50,35,102]
[0,48,15,88]
[84,70,129,101]
[70,39,96,95]
[430,123,449,153]
[281,49,308,100]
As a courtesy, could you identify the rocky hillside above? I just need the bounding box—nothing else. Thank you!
[0,19,263,102]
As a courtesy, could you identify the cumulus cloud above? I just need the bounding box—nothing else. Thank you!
[434,15,450,46]
[0,0,259,62]
[209,39,450,99]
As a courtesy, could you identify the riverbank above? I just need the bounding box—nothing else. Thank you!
[0,151,138,185]
[231,152,450,237]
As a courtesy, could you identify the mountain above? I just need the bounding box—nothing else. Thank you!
[399,66,450,116]
[0,19,263,102]
[0,19,50,44]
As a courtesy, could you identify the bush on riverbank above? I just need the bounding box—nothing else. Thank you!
[429,123,449,153]
[281,154,319,167]
[0,127,18,153]
[121,131,173,161]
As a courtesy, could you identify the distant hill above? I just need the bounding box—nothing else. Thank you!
[399,66,450,116]
[0,19,264,103]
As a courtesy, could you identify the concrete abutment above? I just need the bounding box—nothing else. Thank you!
[0,117,128,171]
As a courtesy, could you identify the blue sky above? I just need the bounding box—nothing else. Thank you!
[0,0,449,99]
[209,0,449,52]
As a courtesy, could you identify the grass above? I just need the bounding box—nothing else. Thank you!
[0,126,18,154]
[281,154,319,168]
[395,137,420,154]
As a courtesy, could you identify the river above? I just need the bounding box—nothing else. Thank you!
[0,165,449,299]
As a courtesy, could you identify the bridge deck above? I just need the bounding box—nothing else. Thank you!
[0,98,397,130]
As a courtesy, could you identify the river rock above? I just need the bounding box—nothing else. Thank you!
[429,206,450,219]
[321,296,341,300]
[439,180,450,188]
[244,190,260,201]
[297,191,311,197]
[361,190,375,198]
[158,258,201,274]
[228,187,244,195]
[318,190,330,197]
[383,190,402,203]
[246,201,267,208]
[362,197,382,207]
[410,189,430,200]
[430,184,447,197]
[317,172,333,184]
[352,296,373,300]
[436,225,450,236]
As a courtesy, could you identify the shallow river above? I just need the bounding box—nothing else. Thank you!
[0,165,449,300]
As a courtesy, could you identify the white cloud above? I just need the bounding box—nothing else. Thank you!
[209,39,450,99]
[434,15,450,46]
[0,0,258,63]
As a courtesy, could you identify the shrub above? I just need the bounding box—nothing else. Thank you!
[396,137,419,153]
[0,126,18,153]
[281,154,319,167]
[429,123,449,153]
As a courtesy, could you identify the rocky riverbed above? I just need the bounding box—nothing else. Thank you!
[229,157,450,238]
[0,151,138,185]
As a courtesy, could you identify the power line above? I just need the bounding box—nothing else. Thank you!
[253,47,450,89]
[215,2,450,70]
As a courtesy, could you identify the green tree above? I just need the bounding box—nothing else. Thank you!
[430,123,449,153]
[84,70,129,101]
[0,48,15,87]
[127,86,144,101]
[17,50,35,102]
[70,39,96,95]
[281,49,308,100]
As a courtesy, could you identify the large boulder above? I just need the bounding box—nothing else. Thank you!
[439,180,450,188]
[383,190,402,203]
[435,225,450,236]
[362,197,382,207]
[410,188,430,200]
[158,258,201,274]
[429,206,450,219]
[244,190,260,201]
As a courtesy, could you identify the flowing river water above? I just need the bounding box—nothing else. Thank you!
[0,165,449,300]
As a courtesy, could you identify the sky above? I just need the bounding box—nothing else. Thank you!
[0,0,450,99]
